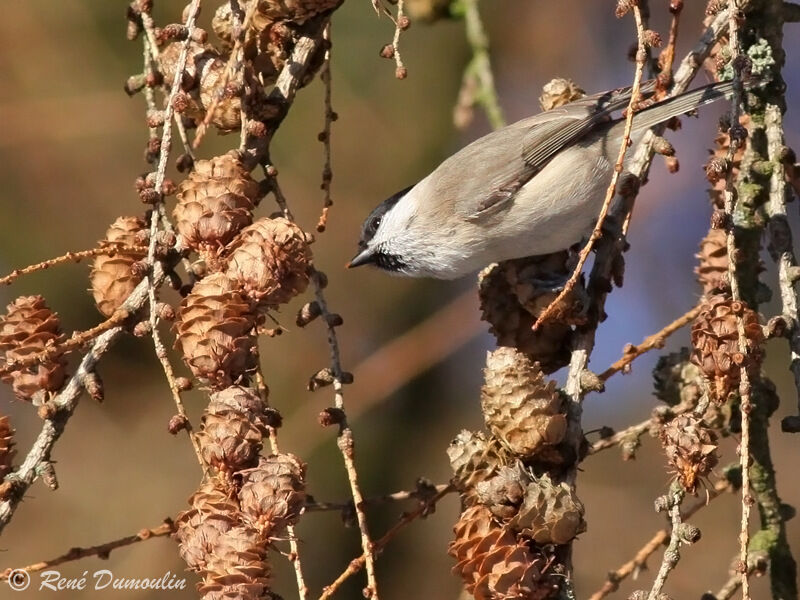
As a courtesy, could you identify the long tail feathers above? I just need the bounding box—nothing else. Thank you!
[630,80,737,132]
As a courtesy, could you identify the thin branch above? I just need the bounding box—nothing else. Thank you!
[0,262,168,535]
[0,244,147,287]
[391,0,406,78]
[587,401,695,457]
[599,303,702,381]
[283,289,479,458]
[647,486,685,600]
[318,484,454,600]
[764,103,800,422]
[0,311,130,379]
[589,478,731,600]
[306,483,450,512]
[316,22,335,233]
[533,5,648,331]
[194,0,258,149]
[266,423,309,600]
[311,269,379,598]
[721,4,753,597]
[0,520,175,578]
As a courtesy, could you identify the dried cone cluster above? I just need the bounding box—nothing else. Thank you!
[690,293,763,401]
[695,227,729,296]
[0,415,15,482]
[481,347,567,457]
[239,453,307,535]
[224,217,312,309]
[176,389,306,600]
[509,474,585,545]
[175,479,272,600]
[174,155,260,257]
[478,253,586,373]
[448,433,584,598]
[538,78,585,111]
[449,504,559,600]
[158,40,249,132]
[90,216,147,317]
[0,296,66,402]
[175,273,257,389]
[448,430,511,503]
[198,386,267,473]
[705,115,749,209]
[212,0,335,88]
[659,413,719,493]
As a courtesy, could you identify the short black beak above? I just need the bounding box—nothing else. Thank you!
[346,248,375,269]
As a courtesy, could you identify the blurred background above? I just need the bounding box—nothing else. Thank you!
[0,1,798,598]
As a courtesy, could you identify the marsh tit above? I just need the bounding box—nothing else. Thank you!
[348,80,737,279]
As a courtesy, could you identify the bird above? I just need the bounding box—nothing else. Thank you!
[347,79,737,280]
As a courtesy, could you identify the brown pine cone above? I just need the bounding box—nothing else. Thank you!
[158,41,245,132]
[0,296,66,402]
[474,463,530,520]
[539,78,586,111]
[174,273,257,389]
[478,253,586,374]
[90,216,147,317]
[0,415,15,482]
[509,474,586,545]
[198,409,264,475]
[449,505,558,600]
[224,218,312,309]
[695,228,728,295]
[659,413,718,493]
[481,347,567,457]
[447,430,512,504]
[175,478,241,573]
[208,385,269,426]
[690,293,763,402]
[198,525,272,599]
[174,155,260,256]
[238,453,307,535]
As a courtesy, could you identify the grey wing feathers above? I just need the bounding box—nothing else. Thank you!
[520,79,658,171]
[465,79,733,221]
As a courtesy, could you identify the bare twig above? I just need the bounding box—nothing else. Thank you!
[0,244,147,287]
[306,483,450,512]
[0,311,130,379]
[589,478,731,600]
[599,303,702,381]
[0,262,168,535]
[720,4,753,596]
[764,103,800,421]
[139,0,205,475]
[0,519,175,578]
[533,5,648,331]
[284,289,479,457]
[194,0,258,149]
[265,420,309,600]
[391,0,406,78]
[647,486,685,600]
[316,22,335,233]
[311,270,379,598]
[318,484,454,600]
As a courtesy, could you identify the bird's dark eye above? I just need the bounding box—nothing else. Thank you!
[370,215,382,232]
